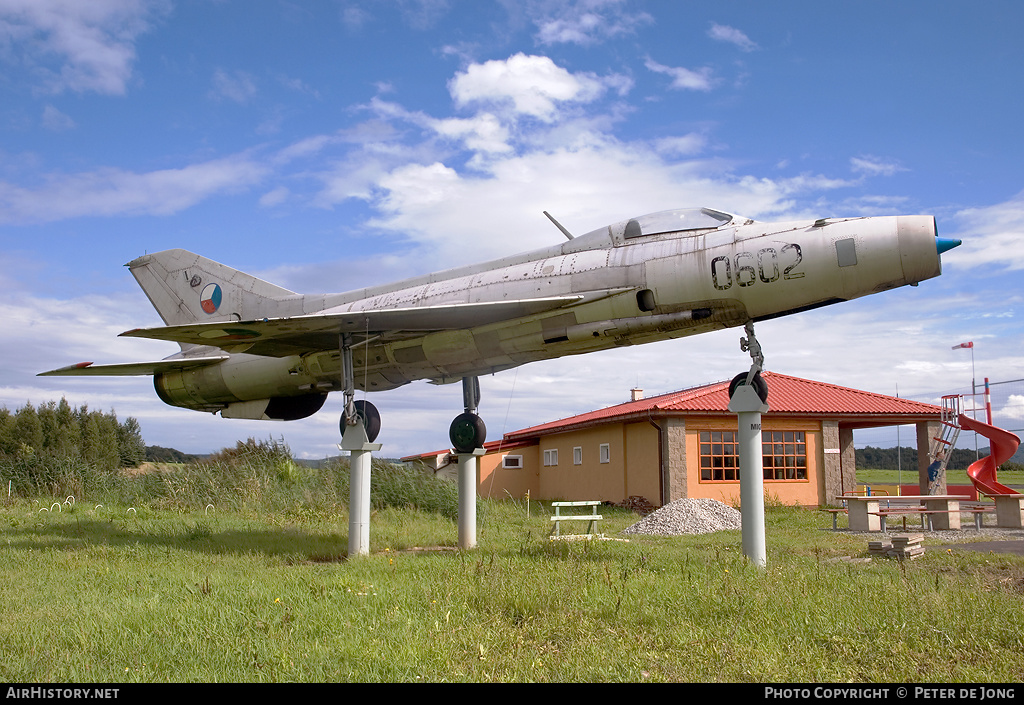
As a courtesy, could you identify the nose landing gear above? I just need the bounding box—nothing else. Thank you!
[727,321,769,569]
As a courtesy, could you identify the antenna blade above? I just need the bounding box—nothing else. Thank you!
[543,211,575,240]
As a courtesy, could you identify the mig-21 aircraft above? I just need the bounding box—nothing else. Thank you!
[39,207,960,452]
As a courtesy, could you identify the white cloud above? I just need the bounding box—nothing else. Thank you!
[0,0,168,95]
[999,395,1024,421]
[448,53,613,122]
[259,186,290,208]
[850,155,907,177]
[949,190,1024,271]
[209,68,258,104]
[41,104,75,131]
[644,57,713,92]
[530,0,653,46]
[0,153,270,224]
[707,23,758,52]
[653,134,707,157]
[431,113,513,155]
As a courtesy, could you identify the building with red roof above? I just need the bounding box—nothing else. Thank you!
[403,371,943,508]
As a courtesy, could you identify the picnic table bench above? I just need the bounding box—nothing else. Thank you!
[869,506,928,533]
[550,501,603,538]
[820,507,847,530]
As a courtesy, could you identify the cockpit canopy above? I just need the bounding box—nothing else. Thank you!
[624,207,738,239]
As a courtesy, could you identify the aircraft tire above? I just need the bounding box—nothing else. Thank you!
[340,399,381,443]
[450,412,487,454]
[729,371,768,403]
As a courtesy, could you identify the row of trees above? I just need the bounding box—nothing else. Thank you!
[0,398,146,470]
[856,445,985,471]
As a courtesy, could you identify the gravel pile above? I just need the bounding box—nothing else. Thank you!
[621,498,743,536]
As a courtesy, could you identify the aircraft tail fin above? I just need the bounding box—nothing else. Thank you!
[127,249,299,327]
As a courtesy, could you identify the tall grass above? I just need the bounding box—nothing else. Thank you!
[0,436,462,521]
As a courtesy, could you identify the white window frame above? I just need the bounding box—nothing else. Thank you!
[573,446,583,465]
[502,454,523,469]
[543,448,558,467]
[599,443,611,464]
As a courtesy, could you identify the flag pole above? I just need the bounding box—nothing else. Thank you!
[953,341,978,459]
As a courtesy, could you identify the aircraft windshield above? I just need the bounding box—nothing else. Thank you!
[624,208,733,239]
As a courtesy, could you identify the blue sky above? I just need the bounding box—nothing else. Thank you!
[3,0,1024,460]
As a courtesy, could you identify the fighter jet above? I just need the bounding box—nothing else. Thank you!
[39,207,960,452]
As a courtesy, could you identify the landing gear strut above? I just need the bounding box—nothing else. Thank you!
[727,320,769,568]
[449,375,486,453]
[729,321,768,404]
[340,333,380,443]
[451,376,485,549]
[338,332,382,558]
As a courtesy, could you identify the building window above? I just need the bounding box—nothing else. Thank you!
[599,443,610,464]
[543,449,558,467]
[762,431,807,480]
[699,431,739,481]
[573,447,582,465]
[699,430,808,482]
[502,455,523,469]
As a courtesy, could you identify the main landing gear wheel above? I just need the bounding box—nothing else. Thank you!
[729,371,769,404]
[341,399,381,443]
[449,412,486,454]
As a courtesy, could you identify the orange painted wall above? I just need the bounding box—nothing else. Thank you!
[525,422,661,503]
[478,446,539,499]
[538,424,627,502]
[624,422,661,502]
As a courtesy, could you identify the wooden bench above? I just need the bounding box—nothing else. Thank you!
[821,507,847,529]
[550,501,603,538]
[873,507,995,532]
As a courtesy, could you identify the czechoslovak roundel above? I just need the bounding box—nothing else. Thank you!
[200,283,222,314]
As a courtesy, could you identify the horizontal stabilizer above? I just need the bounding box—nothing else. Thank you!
[38,355,229,377]
[119,296,587,356]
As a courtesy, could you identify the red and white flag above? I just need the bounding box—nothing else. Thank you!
[952,342,974,349]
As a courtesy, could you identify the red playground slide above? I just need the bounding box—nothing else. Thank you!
[958,414,1021,496]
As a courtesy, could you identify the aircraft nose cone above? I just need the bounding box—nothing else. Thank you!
[936,237,962,255]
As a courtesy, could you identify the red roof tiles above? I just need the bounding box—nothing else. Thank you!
[505,371,940,440]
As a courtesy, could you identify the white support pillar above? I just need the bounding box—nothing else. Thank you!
[458,449,485,549]
[728,384,769,568]
[340,421,382,557]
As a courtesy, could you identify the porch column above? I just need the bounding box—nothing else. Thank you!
[661,417,687,504]
[916,421,941,493]
[821,420,850,503]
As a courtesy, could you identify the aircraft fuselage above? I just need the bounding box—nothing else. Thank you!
[42,207,955,423]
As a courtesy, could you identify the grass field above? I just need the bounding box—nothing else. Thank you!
[2,491,1023,683]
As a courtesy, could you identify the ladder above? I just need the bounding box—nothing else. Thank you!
[927,395,962,494]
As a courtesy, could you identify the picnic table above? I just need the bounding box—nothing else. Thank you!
[839,495,970,532]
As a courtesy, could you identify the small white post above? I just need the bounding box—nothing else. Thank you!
[728,384,769,568]
[458,449,485,549]
[340,422,382,557]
